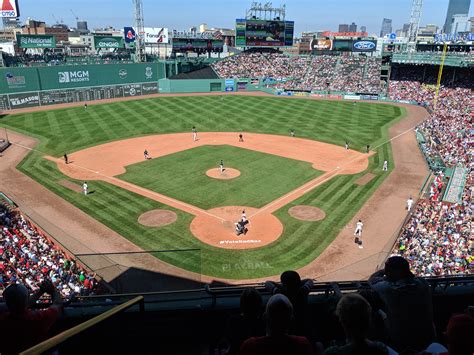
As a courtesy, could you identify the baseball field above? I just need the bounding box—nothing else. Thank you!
[0,94,404,279]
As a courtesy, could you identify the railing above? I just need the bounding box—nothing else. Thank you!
[20,296,144,355]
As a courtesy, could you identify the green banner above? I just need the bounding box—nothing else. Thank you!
[16,34,56,48]
[94,36,124,49]
[0,67,41,94]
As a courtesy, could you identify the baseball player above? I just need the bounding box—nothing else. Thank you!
[239,133,244,142]
[192,126,198,141]
[366,144,370,153]
[63,153,69,164]
[345,141,349,150]
[354,219,363,248]
[219,160,224,173]
[290,129,295,137]
[84,102,88,109]
[82,181,88,196]
[144,149,151,160]
[382,160,388,171]
[241,210,247,222]
[407,196,414,211]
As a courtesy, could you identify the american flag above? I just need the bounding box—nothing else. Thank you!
[214,31,222,40]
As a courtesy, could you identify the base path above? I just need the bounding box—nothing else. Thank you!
[49,132,369,249]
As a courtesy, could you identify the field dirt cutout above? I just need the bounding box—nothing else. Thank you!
[190,206,283,250]
[355,173,376,186]
[289,205,326,221]
[138,210,177,227]
[206,168,241,180]
[58,179,83,193]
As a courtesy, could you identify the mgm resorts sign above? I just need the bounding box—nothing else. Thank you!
[58,70,90,84]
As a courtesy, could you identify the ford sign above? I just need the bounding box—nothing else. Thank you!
[353,41,376,51]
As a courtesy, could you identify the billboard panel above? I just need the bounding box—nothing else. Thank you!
[235,19,294,47]
[172,38,223,53]
[16,34,56,48]
[333,39,352,51]
[352,40,377,52]
[124,27,136,43]
[144,27,169,44]
[0,0,19,17]
[94,36,124,49]
[310,39,333,51]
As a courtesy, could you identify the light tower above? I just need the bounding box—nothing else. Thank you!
[133,0,146,62]
[407,0,423,51]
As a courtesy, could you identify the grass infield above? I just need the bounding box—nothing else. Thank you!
[118,145,323,210]
[0,95,404,279]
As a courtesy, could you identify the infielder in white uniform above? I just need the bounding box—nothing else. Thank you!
[407,197,414,211]
[383,160,388,171]
[83,181,88,196]
[354,219,363,248]
[192,126,198,141]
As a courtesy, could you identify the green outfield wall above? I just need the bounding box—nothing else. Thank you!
[0,63,163,110]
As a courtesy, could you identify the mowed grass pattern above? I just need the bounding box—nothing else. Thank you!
[118,145,322,210]
[0,96,403,279]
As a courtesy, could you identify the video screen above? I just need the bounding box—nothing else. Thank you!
[236,19,294,47]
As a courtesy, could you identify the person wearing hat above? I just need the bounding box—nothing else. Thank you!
[0,280,63,354]
[369,256,436,352]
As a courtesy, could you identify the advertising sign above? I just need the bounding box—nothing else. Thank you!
[124,27,136,43]
[352,40,377,52]
[310,39,333,51]
[235,19,294,47]
[172,38,223,53]
[144,27,169,44]
[8,93,39,108]
[16,34,56,48]
[0,0,19,17]
[225,79,235,87]
[94,36,124,49]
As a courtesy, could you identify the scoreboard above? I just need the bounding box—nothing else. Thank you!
[235,19,294,47]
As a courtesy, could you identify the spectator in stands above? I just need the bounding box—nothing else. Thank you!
[323,293,390,355]
[369,256,435,352]
[443,313,474,355]
[0,280,63,354]
[240,294,314,355]
[224,287,265,355]
[265,270,314,336]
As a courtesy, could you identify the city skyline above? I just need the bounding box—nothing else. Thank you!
[15,0,474,36]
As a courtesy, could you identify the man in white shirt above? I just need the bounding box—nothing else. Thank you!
[354,219,363,248]
[82,182,88,196]
[407,197,414,211]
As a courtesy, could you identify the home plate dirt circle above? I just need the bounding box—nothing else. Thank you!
[190,206,283,249]
[288,205,326,221]
[206,168,241,180]
[138,210,177,227]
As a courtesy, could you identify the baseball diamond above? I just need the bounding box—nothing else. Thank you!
[0,93,412,279]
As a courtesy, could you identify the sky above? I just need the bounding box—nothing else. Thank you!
[17,0,474,36]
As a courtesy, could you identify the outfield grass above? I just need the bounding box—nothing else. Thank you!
[0,95,404,279]
[118,145,322,209]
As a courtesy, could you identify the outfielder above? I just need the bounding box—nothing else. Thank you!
[83,181,88,196]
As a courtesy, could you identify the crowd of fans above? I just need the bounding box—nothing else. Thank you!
[0,202,100,299]
[211,51,382,93]
[218,265,473,355]
[389,67,473,277]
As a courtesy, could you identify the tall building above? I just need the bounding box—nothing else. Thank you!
[360,25,367,33]
[338,24,349,32]
[22,20,69,42]
[380,18,392,37]
[443,0,471,34]
[349,22,357,32]
[77,20,88,31]
[450,14,470,33]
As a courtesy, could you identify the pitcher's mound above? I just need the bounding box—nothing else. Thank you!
[289,205,326,221]
[206,168,241,180]
[138,210,177,227]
